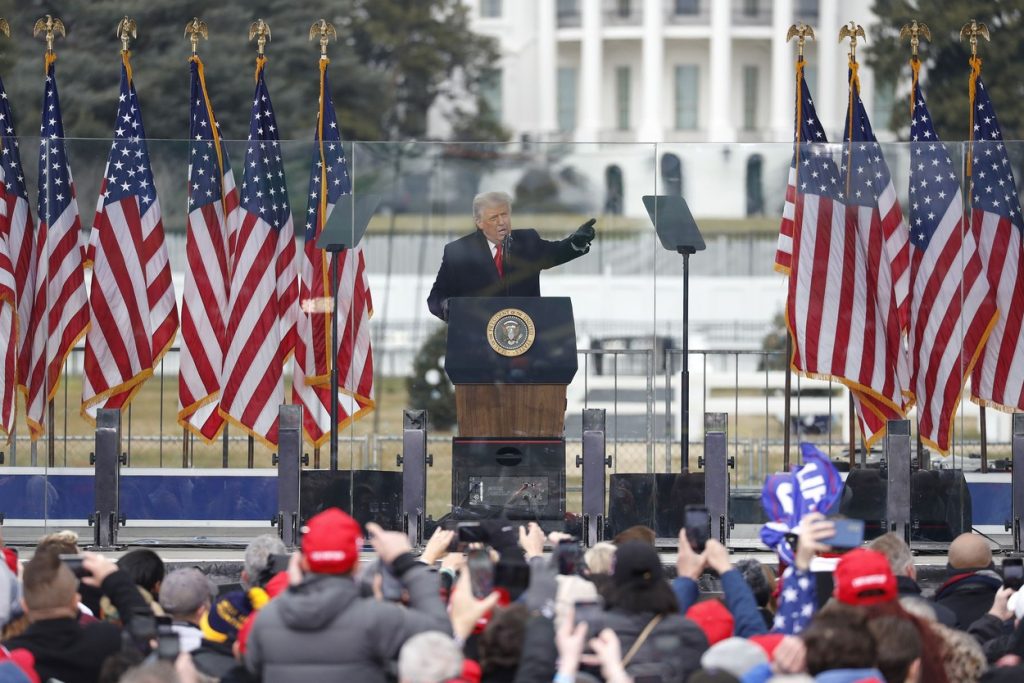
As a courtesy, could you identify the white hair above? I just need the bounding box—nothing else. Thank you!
[398,631,464,683]
[472,191,511,221]
[243,534,287,589]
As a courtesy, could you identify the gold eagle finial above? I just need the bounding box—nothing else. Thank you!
[184,18,208,56]
[249,19,271,56]
[786,23,815,58]
[33,15,66,54]
[309,19,337,58]
[838,21,867,63]
[899,20,931,59]
[960,20,991,57]
[116,16,137,53]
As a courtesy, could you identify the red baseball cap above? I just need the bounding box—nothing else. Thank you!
[686,599,734,645]
[301,508,362,575]
[833,548,897,606]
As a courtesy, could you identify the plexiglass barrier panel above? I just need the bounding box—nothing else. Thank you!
[0,138,1012,549]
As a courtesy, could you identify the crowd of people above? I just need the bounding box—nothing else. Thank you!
[2,511,1024,683]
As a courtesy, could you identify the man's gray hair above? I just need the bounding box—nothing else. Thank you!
[472,191,511,221]
[243,534,287,589]
[868,532,914,576]
[398,631,463,683]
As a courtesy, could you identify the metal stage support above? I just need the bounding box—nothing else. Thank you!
[89,409,124,550]
[1010,414,1024,552]
[884,419,911,544]
[400,410,430,547]
[578,408,610,547]
[272,405,304,548]
[700,413,731,545]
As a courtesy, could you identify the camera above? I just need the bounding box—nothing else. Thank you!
[59,554,91,578]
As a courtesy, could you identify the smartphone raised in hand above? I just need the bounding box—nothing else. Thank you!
[821,518,865,550]
[1003,558,1024,590]
[59,554,91,578]
[684,505,710,553]
[466,548,494,599]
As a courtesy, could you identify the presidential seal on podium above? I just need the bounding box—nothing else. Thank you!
[486,308,536,357]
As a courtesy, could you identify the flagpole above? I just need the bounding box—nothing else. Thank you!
[961,19,991,468]
[901,20,931,468]
[783,23,814,471]
[839,21,866,468]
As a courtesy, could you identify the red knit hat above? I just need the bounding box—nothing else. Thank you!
[833,548,897,606]
[685,599,734,645]
[301,508,362,575]
[1,548,16,575]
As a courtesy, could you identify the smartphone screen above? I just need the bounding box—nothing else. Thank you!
[554,539,583,576]
[823,518,865,549]
[458,522,488,544]
[684,505,710,553]
[380,564,404,601]
[1003,558,1024,590]
[573,599,603,627]
[467,549,494,598]
[156,631,180,661]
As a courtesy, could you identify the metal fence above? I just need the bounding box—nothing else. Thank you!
[3,342,1010,490]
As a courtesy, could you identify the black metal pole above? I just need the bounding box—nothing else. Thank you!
[330,246,341,471]
[783,335,792,471]
[681,250,689,471]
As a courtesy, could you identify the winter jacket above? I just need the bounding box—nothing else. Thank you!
[933,569,1001,629]
[672,569,768,638]
[244,554,450,683]
[896,575,957,627]
[2,570,150,683]
[581,608,708,682]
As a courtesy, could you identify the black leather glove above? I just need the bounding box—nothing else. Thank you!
[571,218,596,250]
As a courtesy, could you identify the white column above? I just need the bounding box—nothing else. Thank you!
[769,0,794,141]
[537,0,558,137]
[708,0,734,141]
[817,0,840,138]
[577,0,603,141]
[637,0,664,142]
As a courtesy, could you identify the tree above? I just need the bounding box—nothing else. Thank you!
[0,0,500,142]
[868,0,1024,141]
[406,325,456,431]
[759,311,790,371]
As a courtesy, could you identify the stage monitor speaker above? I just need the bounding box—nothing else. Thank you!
[910,469,971,542]
[300,470,403,531]
[607,473,705,539]
[452,437,566,522]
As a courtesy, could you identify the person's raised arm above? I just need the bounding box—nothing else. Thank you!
[703,540,767,637]
[81,552,151,624]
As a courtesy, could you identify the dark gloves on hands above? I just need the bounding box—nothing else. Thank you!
[571,218,597,250]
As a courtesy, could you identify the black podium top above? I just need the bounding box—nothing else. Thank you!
[445,297,578,384]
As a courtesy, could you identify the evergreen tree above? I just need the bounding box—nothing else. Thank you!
[406,325,456,432]
[868,0,1024,141]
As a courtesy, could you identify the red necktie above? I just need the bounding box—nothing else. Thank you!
[494,242,504,277]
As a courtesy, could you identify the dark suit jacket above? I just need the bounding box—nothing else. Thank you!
[427,228,586,321]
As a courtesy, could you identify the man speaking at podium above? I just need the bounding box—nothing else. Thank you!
[427,191,596,321]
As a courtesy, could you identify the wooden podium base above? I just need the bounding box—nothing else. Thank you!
[455,384,567,437]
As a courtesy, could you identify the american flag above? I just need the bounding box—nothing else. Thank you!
[0,73,35,434]
[82,53,178,420]
[0,235,15,435]
[967,74,1024,413]
[218,57,299,446]
[23,56,89,439]
[293,61,374,446]
[836,71,910,444]
[779,65,907,446]
[178,55,237,441]
[907,77,997,453]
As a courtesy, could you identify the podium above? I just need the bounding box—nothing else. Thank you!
[445,297,578,526]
